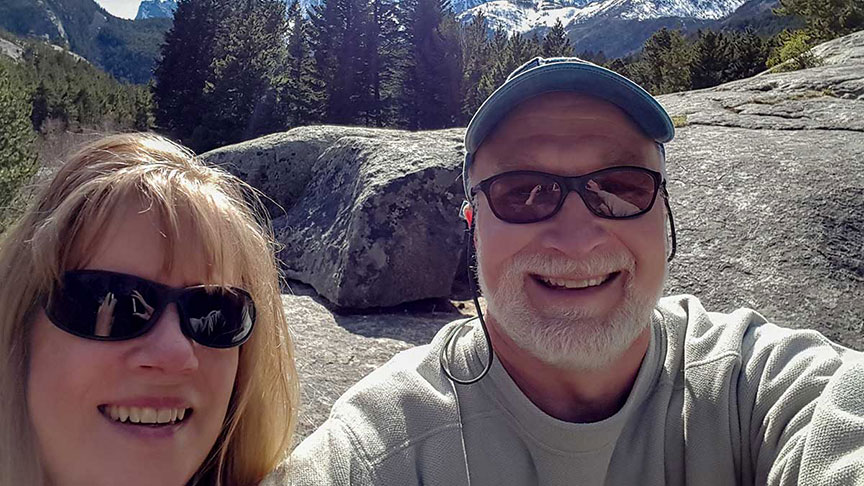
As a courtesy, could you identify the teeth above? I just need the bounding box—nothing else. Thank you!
[156,408,173,424]
[104,405,190,425]
[542,276,608,289]
[141,407,157,423]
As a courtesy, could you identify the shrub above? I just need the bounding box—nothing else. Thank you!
[767,29,823,72]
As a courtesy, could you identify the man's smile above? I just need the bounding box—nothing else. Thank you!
[533,272,619,290]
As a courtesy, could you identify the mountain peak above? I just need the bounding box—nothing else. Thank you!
[135,0,178,20]
[456,0,748,26]
[455,0,754,57]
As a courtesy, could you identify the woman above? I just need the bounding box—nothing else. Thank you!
[0,134,298,486]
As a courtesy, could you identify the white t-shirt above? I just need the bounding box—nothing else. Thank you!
[267,295,864,485]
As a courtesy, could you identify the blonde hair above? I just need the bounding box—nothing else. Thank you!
[0,133,298,486]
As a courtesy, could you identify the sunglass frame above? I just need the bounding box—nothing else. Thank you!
[43,270,256,348]
[470,165,665,224]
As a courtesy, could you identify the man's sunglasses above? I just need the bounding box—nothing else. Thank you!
[470,166,666,224]
[44,270,255,348]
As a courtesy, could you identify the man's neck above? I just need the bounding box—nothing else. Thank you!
[487,319,650,423]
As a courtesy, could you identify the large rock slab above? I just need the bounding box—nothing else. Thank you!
[274,128,467,308]
[810,29,864,67]
[202,126,387,217]
[204,126,469,309]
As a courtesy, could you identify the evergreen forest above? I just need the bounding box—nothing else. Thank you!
[152,0,863,153]
[0,31,153,228]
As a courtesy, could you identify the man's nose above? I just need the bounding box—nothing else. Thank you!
[538,191,611,256]
[128,304,199,374]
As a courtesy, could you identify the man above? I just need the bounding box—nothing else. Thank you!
[272,58,864,485]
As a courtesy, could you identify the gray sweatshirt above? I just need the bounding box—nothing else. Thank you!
[267,295,864,485]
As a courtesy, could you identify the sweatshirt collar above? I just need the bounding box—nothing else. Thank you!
[461,311,667,454]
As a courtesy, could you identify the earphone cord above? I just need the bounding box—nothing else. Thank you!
[662,184,677,262]
[439,222,494,385]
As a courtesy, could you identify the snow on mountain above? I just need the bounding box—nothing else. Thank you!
[456,0,747,35]
[135,0,178,20]
[619,0,746,20]
[458,0,624,32]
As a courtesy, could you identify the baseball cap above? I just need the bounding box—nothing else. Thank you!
[463,57,675,196]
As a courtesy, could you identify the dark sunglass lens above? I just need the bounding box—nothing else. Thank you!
[488,173,562,223]
[48,272,159,340]
[179,288,254,347]
[582,169,656,217]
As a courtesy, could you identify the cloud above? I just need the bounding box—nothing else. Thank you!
[94,0,142,19]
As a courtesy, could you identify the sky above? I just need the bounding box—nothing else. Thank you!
[94,0,142,19]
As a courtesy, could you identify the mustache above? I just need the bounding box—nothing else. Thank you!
[506,251,635,278]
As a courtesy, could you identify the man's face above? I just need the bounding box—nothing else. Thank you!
[470,92,667,369]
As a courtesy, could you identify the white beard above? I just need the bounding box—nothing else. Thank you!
[476,248,663,370]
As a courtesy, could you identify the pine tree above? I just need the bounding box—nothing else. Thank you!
[641,28,693,94]
[476,28,510,102]
[577,50,607,64]
[399,0,462,130]
[278,0,323,127]
[542,19,573,58]
[153,0,224,145]
[29,81,50,131]
[508,33,541,67]
[359,0,402,126]
[690,30,732,89]
[0,61,36,225]
[196,0,289,150]
[767,29,823,72]
[726,29,769,80]
[309,0,373,124]
[11,41,151,134]
[133,85,154,131]
[460,12,489,120]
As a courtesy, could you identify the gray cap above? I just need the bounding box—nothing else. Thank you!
[463,57,675,196]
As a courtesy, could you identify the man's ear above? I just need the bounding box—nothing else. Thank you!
[460,201,474,227]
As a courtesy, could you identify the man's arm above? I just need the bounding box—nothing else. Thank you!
[262,417,374,486]
[741,326,864,485]
[767,358,864,485]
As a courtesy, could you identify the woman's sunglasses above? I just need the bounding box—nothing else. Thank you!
[470,166,665,224]
[44,270,255,348]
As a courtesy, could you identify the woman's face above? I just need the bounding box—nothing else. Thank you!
[27,201,240,486]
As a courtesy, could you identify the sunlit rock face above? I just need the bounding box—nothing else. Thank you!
[658,30,864,350]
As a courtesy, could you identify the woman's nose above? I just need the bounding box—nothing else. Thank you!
[127,304,199,374]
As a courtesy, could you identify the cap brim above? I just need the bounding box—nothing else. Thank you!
[465,62,675,155]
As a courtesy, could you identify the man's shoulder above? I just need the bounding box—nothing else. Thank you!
[312,318,473,461]
[657,294,858,373]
